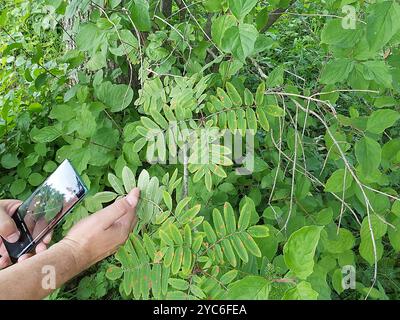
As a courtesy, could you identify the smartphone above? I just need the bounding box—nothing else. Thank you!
[2,159,88,263]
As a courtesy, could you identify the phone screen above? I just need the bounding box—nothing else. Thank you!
[17,159,87,245]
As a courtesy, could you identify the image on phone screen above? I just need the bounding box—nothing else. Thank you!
[4,159,88,261]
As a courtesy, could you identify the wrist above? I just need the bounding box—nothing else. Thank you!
[55,238,91,273]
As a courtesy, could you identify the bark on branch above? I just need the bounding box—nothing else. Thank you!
[261,0,296,33]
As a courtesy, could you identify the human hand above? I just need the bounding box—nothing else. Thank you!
[0,200,52,269]
[59,188,140,271]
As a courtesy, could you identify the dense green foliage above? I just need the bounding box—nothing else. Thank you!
[1,0,400,300]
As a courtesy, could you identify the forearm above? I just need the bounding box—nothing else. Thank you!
[0,241,84,300]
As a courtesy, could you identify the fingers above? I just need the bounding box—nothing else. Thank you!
[0,200,23,216]
[96,188,140,229]
[115,208,138,233]
[0,207,20,243]
[0,242,11,269]
[18,253,33,262]
[0,255,11,269]
[42,231,52,245]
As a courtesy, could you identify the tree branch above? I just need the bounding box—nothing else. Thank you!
[261,0,296,33]
[162,0,172,18]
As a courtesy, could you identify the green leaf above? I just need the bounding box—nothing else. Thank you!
[321,228,355,254]
[320,59,354,85]
[93,191,118,203]
[325,169,353,193]
[255,82,265,106]
[10,179,26,196]
[360,215,387,240]
[171,246,183,274]
[222,239,237,267]
[221,23,258,62]
[282,281,318,300]
[247,225,269,238]
[76,23,105,53]
[168,278,189,290]
[237,203,250,230]
[129,0,151,32]
[28,173,44,186]
[239,232,261,257]
[122,166,136,193]
[266,104,285,117]
[163,191,172,211]
[355,136,382,175]
[105,266,123,281]
[246,108,258,132]
[1,153,20,169]
[283,226,323,280]
[108,173,125,194]
[321,19,363,48]
[212,208,227,237]
[366,109,400,134]
[32,126,61,143]
[226,82,242,107]
[94,81,134,112]
[220,269,238,285]
[169,223,183,245]
[159,229,174,247]
[361,61,393,88]
[332,269,344,295]
[211,15,237,48]
[256,107,270,132]
[224,202,237,234]
[244,88,254,106]
[228,0,258,20]
[388,218,400,252]
[266,65,284,87]
[359,237,383,266]
[203,220,217,243]
[224,276,270,299]
[231,236,248,263]
[190,285,206,299]
[366,1,400,52]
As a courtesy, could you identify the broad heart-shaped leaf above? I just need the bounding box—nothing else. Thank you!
[283,226,323,280]
[361,61,393,88]
[76,23,105,53]
[321,228,355,254]
[129,0,151,32]
[320,58,354,85]
[223,276,270,299]
[359,236,384,266]
[360,215,387,240]
[355,136,381,175]
[320,19,363,48]
[324,169,353,193]
[221,23,258,62]
[366,109,400,134]
[366,1,400,52]
[228,0,258,20]
[94,81,134,112]
[211,15,236,48]
[282,281,319,300]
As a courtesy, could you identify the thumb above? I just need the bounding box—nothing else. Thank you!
[0,207,19,243]
[0,200,22,242]
[96,188,140,229]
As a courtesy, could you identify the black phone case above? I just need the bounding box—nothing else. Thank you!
[3,212,35,263]
[1,159,88,264]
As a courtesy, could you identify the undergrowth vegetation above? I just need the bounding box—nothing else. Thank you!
[1,0,400,300]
